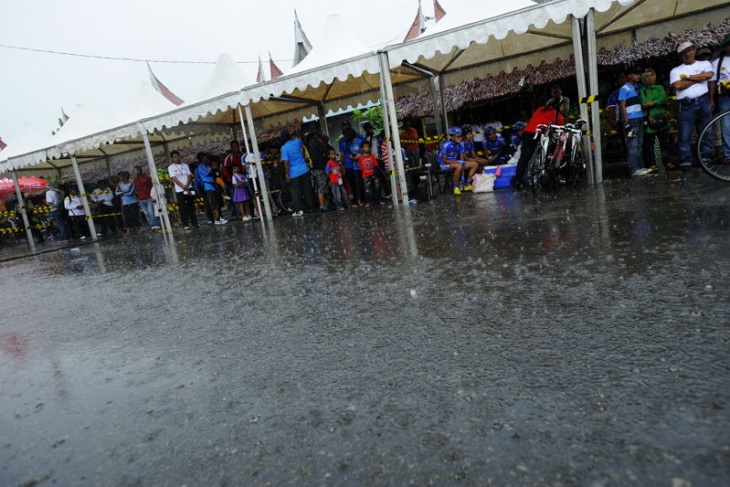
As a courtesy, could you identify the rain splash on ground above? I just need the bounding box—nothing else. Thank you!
[1,171,729,486]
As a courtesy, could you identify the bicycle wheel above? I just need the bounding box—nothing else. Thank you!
[567,142,586,187]
[696,109,730,182]
[277,188,293,213]
[529,146,545,194]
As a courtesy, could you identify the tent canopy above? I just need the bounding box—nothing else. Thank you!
[2,0,727,178]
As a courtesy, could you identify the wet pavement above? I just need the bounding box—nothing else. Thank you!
[1,169,729,486]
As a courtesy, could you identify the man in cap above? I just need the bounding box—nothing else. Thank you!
[619,66,649,176]
[710,34,730,163]
[670,41,715,169]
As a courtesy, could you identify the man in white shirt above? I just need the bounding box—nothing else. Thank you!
[90,179,118,236]
[45,183,70,240]
[710,34,730,163]
[167,150,198,229]
[670,41,715,169]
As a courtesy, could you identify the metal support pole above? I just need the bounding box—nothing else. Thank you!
[70,154,98,241]
[378,68,400,206]
[139,125,174,242]
[244,104,273,222]
[379,51,409,203]
[571,15,596,185]
[586,8,603,184]
[434,75,449,132]
[428,77,443,135]
[11,170,36,253]
[317,103,330,138]
[237,105,264,224]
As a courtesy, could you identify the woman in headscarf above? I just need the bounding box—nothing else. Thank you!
[639,68,671,172]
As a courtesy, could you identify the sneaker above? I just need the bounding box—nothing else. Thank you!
[242,215,252,222]
[463,185,473,192]
[214,218,228,225]
[632,168,651,176]
[292,210,304,217]
[453,187,462,195]
[183,226,190,230]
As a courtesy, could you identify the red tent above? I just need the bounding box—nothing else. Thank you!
[0,177,49,195]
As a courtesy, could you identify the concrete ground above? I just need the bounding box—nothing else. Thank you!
[1,168,729,486]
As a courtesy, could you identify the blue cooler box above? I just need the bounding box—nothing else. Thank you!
[483,165,516,190]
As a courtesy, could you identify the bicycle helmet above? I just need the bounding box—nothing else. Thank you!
[513,121,526,131]
[485,125,497,134]
[448,126,462,136]
[461,124,473,134]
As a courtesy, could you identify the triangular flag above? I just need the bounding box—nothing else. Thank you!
[269,53,284,80]
[404,0,425,41]
[147,62,184,106]
[61,107,70,122]
[292,9,313,67]
[434,0,447,22]
[0,137,6,151]
[256,56,265,83]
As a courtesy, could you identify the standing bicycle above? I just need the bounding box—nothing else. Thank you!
[696,109,730,182]
[513,96,566,191]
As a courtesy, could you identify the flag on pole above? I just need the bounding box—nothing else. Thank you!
[434,0,447,22]
[269,53,284,80]
[292,9,313,67]
[0,137,6,151]
[61,107,70,122]
[147,62,184,106]
[256,56,265,83]
[404,0,425,41]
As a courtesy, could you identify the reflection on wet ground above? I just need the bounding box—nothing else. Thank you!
[1,172,729,486]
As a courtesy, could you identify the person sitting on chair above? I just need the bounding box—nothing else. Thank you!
[461,126,488,170]
[439,126,477,195]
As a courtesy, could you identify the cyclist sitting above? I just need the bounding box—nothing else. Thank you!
[439,126,477,195]
[461,126,488,169]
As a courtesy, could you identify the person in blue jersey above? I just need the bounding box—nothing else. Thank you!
[439,126,476,195]
[281,128,316,217]
[482,126,506,166]
[509,121,525,152]
[345,127,367,207]
[461,126,488,169]
[619,66,650,176]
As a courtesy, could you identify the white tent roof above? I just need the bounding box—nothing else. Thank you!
[142,53,257,134]
[3,0,725,176]
[420,0,536,38]
[387,0,635,71]
[112,80,179,128]
[195,53,255,103]
[287,14,372,76]
[0,124,52,170]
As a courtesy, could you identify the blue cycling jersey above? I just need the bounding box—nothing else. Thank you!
[439,140,464,168]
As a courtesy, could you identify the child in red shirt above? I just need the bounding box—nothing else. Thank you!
[358,141,381,206]
[325,148,350,210]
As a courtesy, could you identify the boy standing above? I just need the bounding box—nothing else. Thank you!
[325,149,349,211]
[358,141,381,207]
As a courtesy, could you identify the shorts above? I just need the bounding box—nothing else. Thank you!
[312,169,328,193]
[205,190,223,210]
